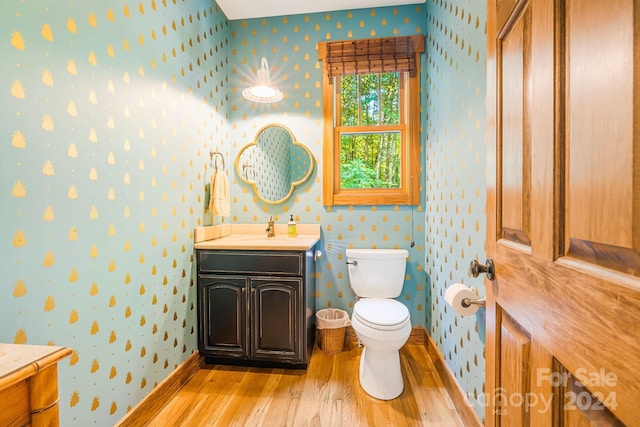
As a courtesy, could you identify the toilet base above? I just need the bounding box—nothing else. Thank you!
[358,346,404,400]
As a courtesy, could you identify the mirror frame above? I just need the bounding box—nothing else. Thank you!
[234,124,315,204]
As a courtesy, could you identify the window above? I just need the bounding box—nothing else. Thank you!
[318,35,423,206]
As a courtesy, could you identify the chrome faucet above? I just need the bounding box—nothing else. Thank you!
[266,216,275,238]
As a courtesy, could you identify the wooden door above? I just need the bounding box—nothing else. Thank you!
[486,0,640,425]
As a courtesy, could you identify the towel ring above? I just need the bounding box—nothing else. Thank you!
[242,163,255,180]
[209,151,225,171]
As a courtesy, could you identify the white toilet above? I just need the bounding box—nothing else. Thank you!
[346,248,411,400]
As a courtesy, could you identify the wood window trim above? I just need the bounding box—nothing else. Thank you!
[318,35,424,206]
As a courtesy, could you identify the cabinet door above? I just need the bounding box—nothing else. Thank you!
[198,275,248,358]
[250,278,303,362]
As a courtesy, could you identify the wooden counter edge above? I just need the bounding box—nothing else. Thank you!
[0,346,72,391]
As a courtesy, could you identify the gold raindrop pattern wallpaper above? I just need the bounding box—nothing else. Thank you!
[253,126,292,201]
[1,1,230,425]
[228,6,428,334]
[290,143,312,182]
[424,0,487,419]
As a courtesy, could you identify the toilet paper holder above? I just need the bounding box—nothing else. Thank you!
[461,287,486,308]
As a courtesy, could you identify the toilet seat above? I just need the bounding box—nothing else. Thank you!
[353,298,410,331]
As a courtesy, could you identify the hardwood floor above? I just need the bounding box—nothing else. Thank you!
[146,345,465,426]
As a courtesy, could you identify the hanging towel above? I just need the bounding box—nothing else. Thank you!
[209,169,230,218]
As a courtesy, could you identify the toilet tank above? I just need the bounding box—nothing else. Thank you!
[346,249,408,298]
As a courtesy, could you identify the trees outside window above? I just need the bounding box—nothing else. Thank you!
[318,35,423,206]
[338,72,402,190]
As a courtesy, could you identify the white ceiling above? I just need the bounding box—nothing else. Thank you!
[216,0,425,20]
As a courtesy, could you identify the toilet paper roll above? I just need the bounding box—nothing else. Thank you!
[445,283,480,316]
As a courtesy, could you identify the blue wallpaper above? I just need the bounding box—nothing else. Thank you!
[424,0,487,418]
[1,1,230,425]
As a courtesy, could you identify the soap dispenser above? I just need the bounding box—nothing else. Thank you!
[288,214,297,237]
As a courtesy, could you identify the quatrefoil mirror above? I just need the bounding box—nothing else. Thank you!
[234,124,314,204]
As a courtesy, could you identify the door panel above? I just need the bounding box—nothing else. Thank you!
[497,311,532,426]
[564,0,640,275]
[552,360,624,426]
[499,3,532,246]
[566,0,634,250]
[486,0,640,425]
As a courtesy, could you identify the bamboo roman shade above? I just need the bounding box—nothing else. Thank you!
[323,36,419,77]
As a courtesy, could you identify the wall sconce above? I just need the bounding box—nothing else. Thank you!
[242,57,283,103]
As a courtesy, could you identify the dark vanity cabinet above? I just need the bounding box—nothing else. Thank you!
[197,249,316,368]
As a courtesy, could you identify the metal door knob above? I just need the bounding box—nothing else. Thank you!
[470,258,495,281]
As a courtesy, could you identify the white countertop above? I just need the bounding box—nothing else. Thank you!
[194,224,321,251]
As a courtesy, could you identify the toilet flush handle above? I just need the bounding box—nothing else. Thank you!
[346,260,358,266]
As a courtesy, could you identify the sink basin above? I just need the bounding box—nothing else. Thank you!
[233,235,294,241]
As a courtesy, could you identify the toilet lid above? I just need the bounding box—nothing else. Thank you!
[354,298,410,330]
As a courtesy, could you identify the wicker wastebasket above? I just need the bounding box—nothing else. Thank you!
[316,308,350,354]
